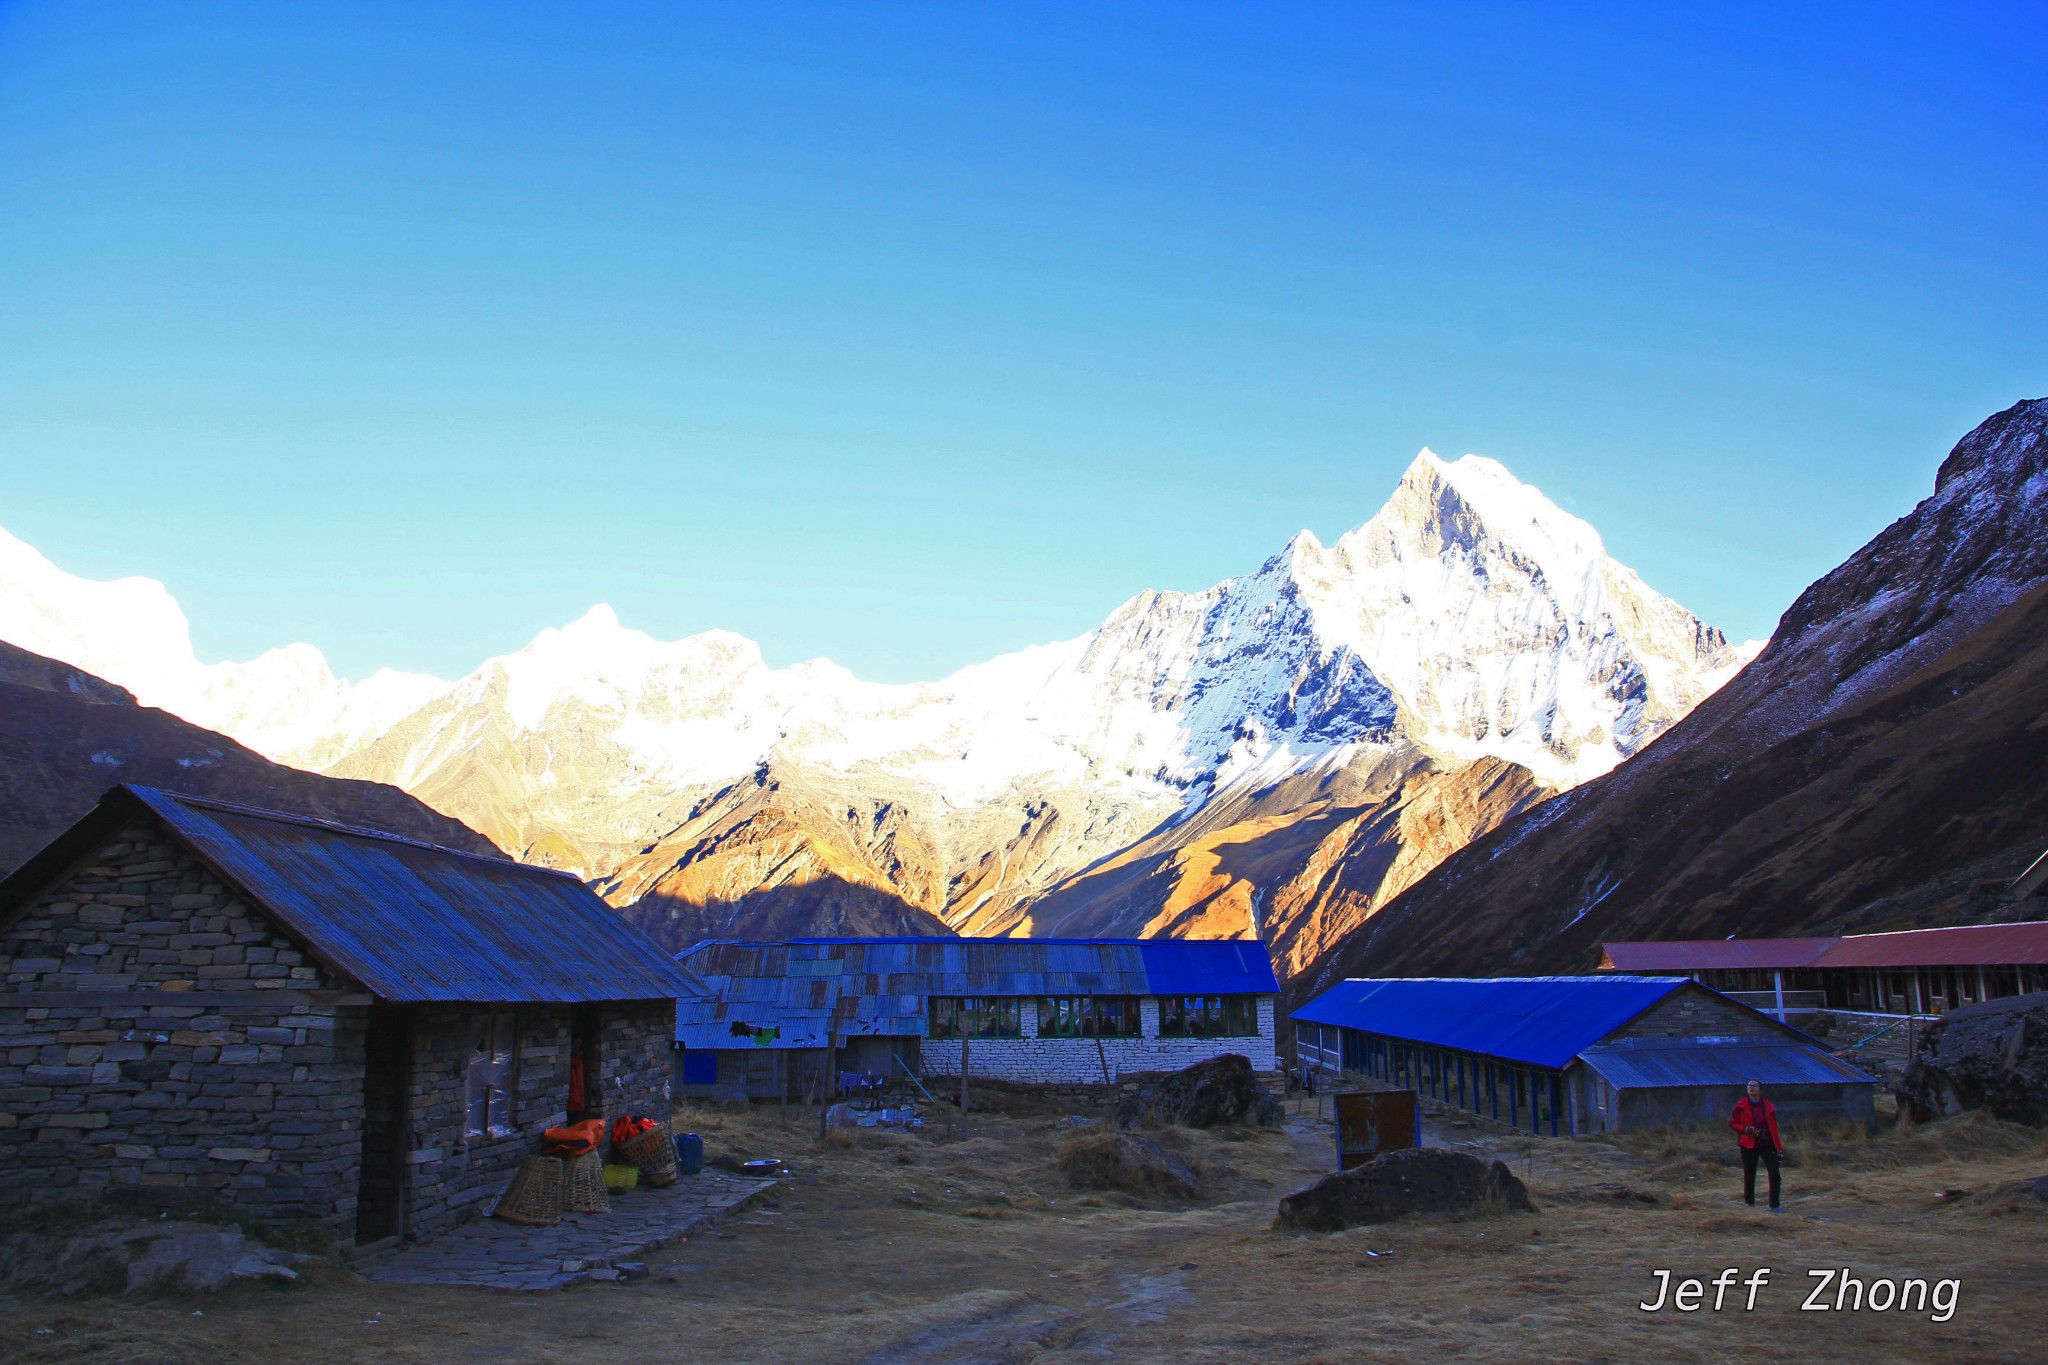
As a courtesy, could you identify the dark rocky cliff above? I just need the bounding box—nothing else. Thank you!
[1295,399,2048,997]
[0,640,501,873]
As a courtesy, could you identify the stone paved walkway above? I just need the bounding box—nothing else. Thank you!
[356,1170,775,1291]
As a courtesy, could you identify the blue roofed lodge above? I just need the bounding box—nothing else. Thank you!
[674,936,1281,1100]
[1292,976,1876,1136]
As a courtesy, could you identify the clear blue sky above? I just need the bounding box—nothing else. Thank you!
[2,3,2043,683]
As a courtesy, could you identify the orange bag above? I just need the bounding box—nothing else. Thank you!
[543,1118,607,1156]
[610,1115,657,1146]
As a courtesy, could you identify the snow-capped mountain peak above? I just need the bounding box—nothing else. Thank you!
[0,523,450,764]
[0,442,1751,920]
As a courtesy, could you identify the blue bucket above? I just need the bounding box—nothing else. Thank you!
[674,1131,704,1177]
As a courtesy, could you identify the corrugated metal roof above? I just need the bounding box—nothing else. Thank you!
[1814,921,2048,968]
[1579,1039,1875,1089]
[675,936,1280,1049]
[1600,921,2048,972]
[115,786,697,1003]
[1600,938,1838,972]
[1290,976,1692,1069]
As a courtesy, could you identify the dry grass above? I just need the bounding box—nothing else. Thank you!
[3,1097,2043,1364]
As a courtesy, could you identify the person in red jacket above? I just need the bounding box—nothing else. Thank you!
[1730,1079,1785,1212]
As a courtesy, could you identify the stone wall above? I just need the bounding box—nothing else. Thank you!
[595,999,675,1124]
[920,997,1278,1082]
[400,1005,563,1241]
[0,819,684,1249]
[0,822,365,1240]
[1611,987,1774,1040]
[359,999,676,1243]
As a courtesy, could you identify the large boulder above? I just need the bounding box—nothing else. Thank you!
[1276,1148,1533,1232]
[1115,1054,1285,1130]
[1897,992,2048,1126]
[1058,1132,1203,1199]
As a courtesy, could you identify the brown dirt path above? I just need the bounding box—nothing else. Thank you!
[4,1094,2043,1364]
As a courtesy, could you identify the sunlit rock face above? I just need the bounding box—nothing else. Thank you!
[1295,398,2048,991]
[0,449,1747,973]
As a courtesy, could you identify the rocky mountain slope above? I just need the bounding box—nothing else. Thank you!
[2,450,1750,967]
[0,641,500,874]
[1296,398,2048,994]
[322,451,1743,962]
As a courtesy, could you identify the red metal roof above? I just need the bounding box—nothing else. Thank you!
[1601,921,2048,972]
[1811,921,2048,968]
[1599,938,1837,972]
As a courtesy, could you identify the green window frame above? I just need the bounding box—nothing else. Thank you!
[1035,995,1141,1038]
[1157,995,1261,1038]
[927,996,1021,1039]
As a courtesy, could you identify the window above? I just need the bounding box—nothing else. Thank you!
[1158,995,1260,1038]
[464,1008,518,1137]
[1036,995,1141,1038]
[927,996,1020,1039]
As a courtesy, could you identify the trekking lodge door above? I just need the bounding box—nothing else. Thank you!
[355,1003,415,1247]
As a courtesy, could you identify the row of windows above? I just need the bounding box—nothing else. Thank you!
[927,996,1022,1040]
[927,995,1263,1039]
[1036,995,1141,1038]
[1339,1029,1567,1137]
[1160,994,1260,1038]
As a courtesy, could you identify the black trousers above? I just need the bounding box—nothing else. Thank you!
[1741,1144,1782,1208]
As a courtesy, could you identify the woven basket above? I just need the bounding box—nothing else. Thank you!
[617,1122,679,1187]
[493,1155,564,1226]
[563,1150,611,1214]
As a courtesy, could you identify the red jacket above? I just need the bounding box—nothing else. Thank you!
[1730,1095,1781,1152]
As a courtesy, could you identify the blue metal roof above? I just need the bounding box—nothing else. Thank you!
[103,786,698,1003]
[676,936,1280,1049]
[1579,1039,1875,1089]
[1291,976,1696,1069]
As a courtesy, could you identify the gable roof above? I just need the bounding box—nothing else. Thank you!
[1293,976,1722,1070]
[0,785,696,1004]
[1578,1038,1873,1089]
[1813,921,2048,968]
[676,936,1280,1050]
[1600,937,1837,972]
[1600,920,2048,973]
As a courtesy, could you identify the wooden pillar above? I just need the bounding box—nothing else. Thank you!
[1772,969,1785,1019]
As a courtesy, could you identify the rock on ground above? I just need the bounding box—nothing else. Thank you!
[1959,1174,2048,1214]
[0,1217,311,1299]
[1276,1148,1534,1232]
[1898,991,2048,1126]
[1059,1132,1203,1199]
[1115,1054,1284,1130]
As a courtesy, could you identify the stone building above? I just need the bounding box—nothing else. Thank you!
[0,785,694,1252]
[1293,975,1876,1136]
[674,936,1280,1100]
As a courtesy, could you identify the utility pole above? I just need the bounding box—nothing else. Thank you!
[959,1034,971,1142]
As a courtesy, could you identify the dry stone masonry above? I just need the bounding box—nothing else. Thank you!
[0,824,365,1234]
[0,803,683,1252]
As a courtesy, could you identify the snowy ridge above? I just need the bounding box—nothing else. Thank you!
[0,447,1750,897]
[0,525,449,762]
